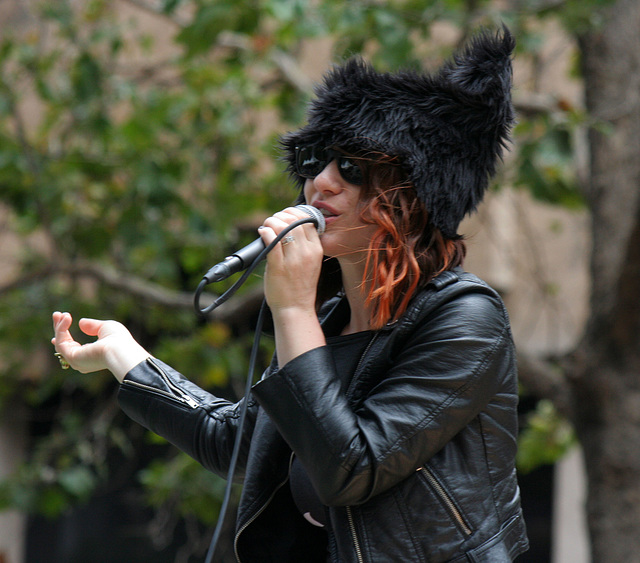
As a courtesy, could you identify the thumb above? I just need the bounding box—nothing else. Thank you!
[78,318,106,337]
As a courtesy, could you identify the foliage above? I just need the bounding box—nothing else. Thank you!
[518,0,616,33]
[513,111,585,208]
[517,399,577,474]
[0,0,595,555]
[138,451,233,527]
[0,408,109,517]
[0,0,291,533]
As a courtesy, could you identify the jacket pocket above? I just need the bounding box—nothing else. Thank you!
[465,514,527,562]
[417,466,473,538]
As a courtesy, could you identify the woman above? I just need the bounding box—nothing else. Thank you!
[52,27,529,562]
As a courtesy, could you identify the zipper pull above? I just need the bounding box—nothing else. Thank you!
[146,357,200,409]
[182,395,199,409]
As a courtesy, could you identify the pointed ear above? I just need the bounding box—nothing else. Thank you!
[438,26,515,125]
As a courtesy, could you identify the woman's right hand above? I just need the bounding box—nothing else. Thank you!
[51,312,150,383]
[257,207,326,367]
[258,206,324,314]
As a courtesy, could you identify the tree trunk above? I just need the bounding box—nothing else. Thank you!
[574,0,640,560]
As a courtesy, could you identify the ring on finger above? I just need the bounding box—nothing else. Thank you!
[281,235,296,247]
[54,352,70,370]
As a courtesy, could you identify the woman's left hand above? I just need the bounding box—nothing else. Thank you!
[258,206,324,315]
[51,312,150,383]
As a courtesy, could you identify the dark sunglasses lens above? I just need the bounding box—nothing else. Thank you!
[296,147,364,185]
[337,156,364,185]
[296,147,327,178]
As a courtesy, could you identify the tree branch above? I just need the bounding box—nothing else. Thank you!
[117,0,314,95]
[0,260,265,326]
[270,48,314,94]
[513,91,571,117]
[517,350,574,419]
[118,0,191,27]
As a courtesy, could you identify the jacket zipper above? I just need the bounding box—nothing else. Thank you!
[122,358,199,409]
[233,455,294,562]
[346,505,364,563]
[418,467,472,536]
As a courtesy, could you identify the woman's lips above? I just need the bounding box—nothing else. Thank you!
[313,202,340,224]
[322,214,338,227]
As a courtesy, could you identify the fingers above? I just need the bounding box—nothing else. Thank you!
[260,207,319,245]
[52,310,72,331]
[78,318,106,337]
[53,314,114,341]
[51,311,73,347]
[282,207,320,241]
[51,311,82,371]
[51,313,103,356]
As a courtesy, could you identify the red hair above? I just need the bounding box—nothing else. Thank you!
[360,179,466,329]
[315,154,466,329]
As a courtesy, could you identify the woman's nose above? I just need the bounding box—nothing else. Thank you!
[304,160,345,203]
[313,160,343,194]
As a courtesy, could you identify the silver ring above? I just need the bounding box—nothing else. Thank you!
[54,352,70,370]
[281,235,296,247]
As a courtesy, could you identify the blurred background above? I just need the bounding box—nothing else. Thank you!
[1,0,638,561]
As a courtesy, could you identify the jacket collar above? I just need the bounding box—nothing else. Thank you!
[319,268,461,337]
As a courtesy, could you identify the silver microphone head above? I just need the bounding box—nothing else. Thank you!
[296,204,326,235]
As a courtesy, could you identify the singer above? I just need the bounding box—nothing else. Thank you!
[52,27,528,562]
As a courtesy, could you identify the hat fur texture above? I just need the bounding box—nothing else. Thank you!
[282,26,516,238]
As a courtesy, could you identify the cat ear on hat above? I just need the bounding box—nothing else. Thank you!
[436,25,516,132]
[407,26,516,237]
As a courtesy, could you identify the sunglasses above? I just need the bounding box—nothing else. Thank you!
[294,146,365,186]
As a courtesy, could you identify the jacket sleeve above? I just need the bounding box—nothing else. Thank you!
[251,288,517,506]
[117,357,258,480]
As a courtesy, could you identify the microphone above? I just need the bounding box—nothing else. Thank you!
[203,205,326,284]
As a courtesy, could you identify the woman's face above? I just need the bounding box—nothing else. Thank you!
[303,159,377,263]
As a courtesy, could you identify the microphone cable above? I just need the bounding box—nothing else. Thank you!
[194,215,319,318]
[203,298,268,563]
[196,215,318,562]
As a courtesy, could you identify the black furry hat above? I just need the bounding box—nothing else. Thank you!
[281,26,515,238]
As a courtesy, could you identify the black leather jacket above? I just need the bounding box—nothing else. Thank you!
[118,269,529,562]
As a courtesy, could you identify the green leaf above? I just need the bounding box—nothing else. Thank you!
[517,400,577,473]
[38,487,69,518]
[72,51,103,101]
[514,115,585,208]
[176,0,261,56]
[162,0,183,13]
[58,466,97,499]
